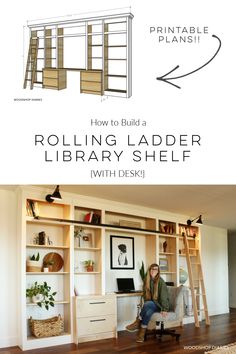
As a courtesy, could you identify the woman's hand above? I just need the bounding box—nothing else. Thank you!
[160,311,168,318]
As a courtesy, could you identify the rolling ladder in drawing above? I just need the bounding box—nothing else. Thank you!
[23,36,40,89]
[183,231,210,327]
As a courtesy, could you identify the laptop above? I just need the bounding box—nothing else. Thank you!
[115,278,142,294]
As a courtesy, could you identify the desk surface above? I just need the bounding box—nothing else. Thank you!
[113,292,143,298]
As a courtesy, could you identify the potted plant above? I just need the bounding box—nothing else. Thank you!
[43,260,54,272]
[74,228,85,247]
[26,281,57,310]
[26,252,41,272]
[139,261,147,282]
[83,260,94,272]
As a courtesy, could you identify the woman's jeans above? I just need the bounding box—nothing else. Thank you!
[140,301,160,326]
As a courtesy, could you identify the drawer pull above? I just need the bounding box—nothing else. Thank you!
[89,301,106,305]
[90,319,106,322]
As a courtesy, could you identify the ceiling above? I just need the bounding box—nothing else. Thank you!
[40,185,236,231]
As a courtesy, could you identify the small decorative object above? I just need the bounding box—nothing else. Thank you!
[38,231,46,245]
[32,294,44,303]
[159,258,169,271]
[26,252,41,272]
[163,241,167,253]
[74,228,84,247]
[43,259,54,272]
[29,315,63,338]
[83,260,94,272]
[74,287,79,296]
[43,252,64,272]
[26,281,57,310]
[179,268,188,284]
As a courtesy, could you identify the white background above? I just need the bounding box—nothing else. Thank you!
[1,0,235,183]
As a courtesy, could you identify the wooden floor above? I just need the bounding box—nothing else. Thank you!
[1,310,236,354]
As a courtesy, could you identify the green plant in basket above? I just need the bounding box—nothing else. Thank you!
[26,281,57,310]
[30,252,40,261]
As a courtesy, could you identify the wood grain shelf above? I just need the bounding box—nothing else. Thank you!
[26,272,70,275]
[26,244,69,250]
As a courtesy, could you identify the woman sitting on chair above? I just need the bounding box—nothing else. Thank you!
[126,263,169,343]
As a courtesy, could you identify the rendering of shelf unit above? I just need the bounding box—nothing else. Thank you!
[24,11,133,97]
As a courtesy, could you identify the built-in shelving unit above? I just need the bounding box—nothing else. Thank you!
[18,187,205,348]
[19,193,73,350]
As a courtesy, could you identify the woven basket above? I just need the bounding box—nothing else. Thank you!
[26,265,41,272]
[29,315,64,338]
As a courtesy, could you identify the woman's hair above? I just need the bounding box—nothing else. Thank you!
[143,263,160,300]
[118,244,127,253]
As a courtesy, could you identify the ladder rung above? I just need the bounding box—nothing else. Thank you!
[34,81,43,84]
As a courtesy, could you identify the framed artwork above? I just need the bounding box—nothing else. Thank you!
[80,233,93,248]
[159,258,169,271]
[110,235,134,270]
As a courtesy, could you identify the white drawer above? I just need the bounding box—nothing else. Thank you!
[77,297,116,317]
[77,314,116,336]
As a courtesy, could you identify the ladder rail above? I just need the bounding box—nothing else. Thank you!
[23,38,33,89]
[23,37,39,89]
[184,231,210,327]
[30,38,39,89]
[196,251,210,325]
[184,232,200,327]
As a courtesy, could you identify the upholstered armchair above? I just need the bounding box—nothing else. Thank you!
[147,285,186,341]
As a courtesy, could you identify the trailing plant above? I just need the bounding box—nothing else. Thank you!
[26,281,57,310]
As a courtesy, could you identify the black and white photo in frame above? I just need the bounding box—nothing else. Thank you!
[110,235,134,269]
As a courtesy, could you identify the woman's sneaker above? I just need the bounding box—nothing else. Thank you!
[125,318,140,332]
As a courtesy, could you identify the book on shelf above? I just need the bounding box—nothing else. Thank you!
[91,213,101,224]
[83,212,101,224]
[26,200,39,217]
[84,212,94,223]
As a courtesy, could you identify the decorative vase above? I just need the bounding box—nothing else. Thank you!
[32,294,44,303]
[86,265,94,272]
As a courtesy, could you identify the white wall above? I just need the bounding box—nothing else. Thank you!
[228,231,236,308]
[201,225,229,315]
[0,189,18,347]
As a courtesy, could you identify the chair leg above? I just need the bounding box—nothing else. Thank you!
[155,322,181,342]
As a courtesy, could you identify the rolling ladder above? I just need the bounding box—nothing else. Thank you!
[183,231,210,327]
[23,37,40,89]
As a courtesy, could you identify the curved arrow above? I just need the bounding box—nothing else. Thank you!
[156,34,221,89]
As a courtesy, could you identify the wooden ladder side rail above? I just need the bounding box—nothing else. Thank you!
[23,37,39,89]
[23,38,33,89]
[30,38,39,89]
[196,251,210,326]
[183,233,200,327]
